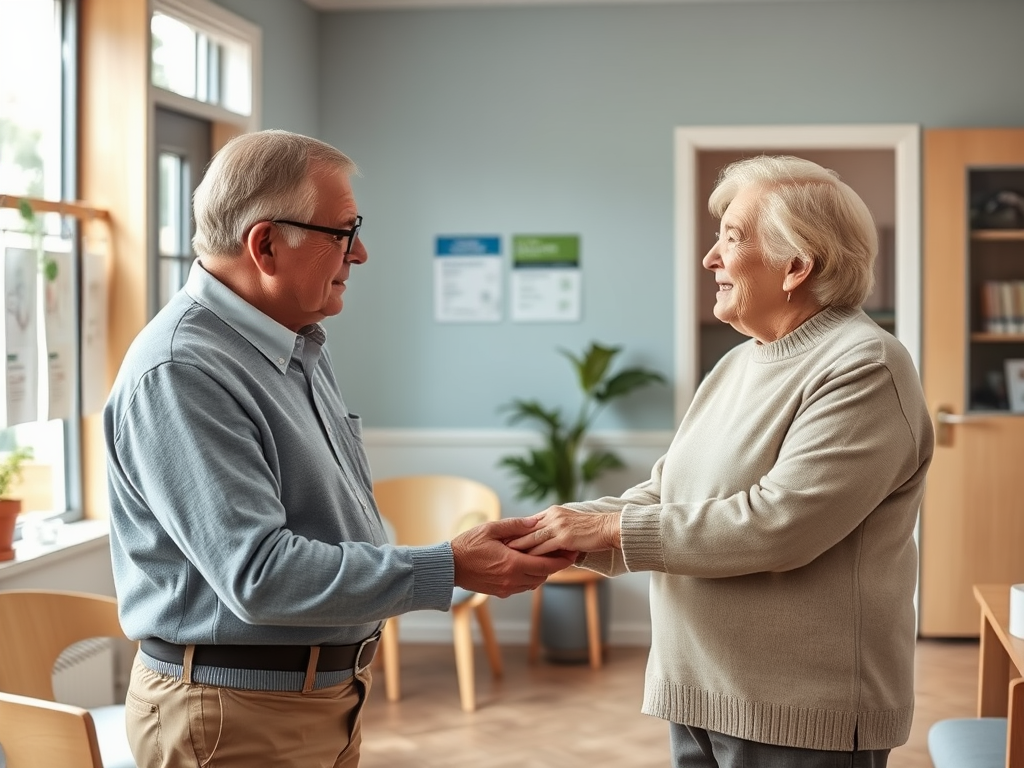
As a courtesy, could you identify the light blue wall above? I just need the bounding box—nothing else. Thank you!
[214,0,1024,431]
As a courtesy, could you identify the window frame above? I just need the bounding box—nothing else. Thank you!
[0,0,84,529]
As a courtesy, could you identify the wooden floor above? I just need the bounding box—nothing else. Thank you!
[361,639,980,768]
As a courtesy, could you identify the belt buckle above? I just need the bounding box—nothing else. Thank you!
[353,632,380,673]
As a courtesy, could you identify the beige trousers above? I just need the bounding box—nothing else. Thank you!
[125,652,371,767]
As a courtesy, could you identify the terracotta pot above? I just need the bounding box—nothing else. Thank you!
[0,498,22,562]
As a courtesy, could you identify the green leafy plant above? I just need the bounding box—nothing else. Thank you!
[499,342,666,504]
[0,446,33,499]
[17,199,58,281]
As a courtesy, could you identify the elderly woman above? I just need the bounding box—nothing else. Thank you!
[511,155,934,768]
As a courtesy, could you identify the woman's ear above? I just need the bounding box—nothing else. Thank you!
[783,253,814,293]
[245,221,277,275]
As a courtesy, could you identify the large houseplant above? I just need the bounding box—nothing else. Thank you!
[0,446,33,561]
[499,341,665,506]
[499,341,665,662]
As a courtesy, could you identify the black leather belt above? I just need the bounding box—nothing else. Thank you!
[140,634,379,673]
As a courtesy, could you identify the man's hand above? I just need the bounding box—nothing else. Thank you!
[505,506,621,556]
[451,517,576,598]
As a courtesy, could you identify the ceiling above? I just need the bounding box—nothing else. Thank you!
[301,0,821,10]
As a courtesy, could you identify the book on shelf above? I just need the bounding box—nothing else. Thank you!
[1007,359,1024,413]
[980,280,1024,334]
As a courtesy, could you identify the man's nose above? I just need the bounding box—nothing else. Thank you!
[347,237,368,264]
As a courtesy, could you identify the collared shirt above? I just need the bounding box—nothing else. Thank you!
[104,260,454,648]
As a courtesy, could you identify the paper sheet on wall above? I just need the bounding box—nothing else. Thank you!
[2,246,39,427]
[434,236,502,323]
[511,235,581,322]
[42,250,74,420]
[80,241,109,416]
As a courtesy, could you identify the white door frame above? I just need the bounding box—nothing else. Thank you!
[674,124,921,422]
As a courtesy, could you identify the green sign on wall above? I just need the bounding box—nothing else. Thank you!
[512,235,580,267]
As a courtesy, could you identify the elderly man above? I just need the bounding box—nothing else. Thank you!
[104,129,572,768]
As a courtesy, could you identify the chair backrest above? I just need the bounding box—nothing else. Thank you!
[372,475,501,546]
[0,691,104,768]
[0,589,126,701]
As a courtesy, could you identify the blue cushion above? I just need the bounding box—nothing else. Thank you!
[89,704,135,768]
[927,717,1006,768]
[451,587,476,606]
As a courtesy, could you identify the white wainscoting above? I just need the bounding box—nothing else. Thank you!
[363,428,674,646]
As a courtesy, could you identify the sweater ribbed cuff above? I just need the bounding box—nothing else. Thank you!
[620,505,666,572]
[410,543,456,611]
[578,550,615,575]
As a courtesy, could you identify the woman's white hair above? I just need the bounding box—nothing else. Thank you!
[708,155,877,308]
[192,129,359,258]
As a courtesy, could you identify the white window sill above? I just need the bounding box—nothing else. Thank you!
[0,519,111,583]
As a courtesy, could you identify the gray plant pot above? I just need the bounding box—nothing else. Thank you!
[539,579,611,664]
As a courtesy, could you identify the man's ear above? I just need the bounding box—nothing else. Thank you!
[783,253,814,293]
[245,221,277,276]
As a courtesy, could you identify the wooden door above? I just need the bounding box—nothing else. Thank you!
[920,128,1024,637]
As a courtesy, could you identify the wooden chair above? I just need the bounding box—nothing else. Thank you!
[0,691,105,768]
[372,475,504,713]
[0,589,135,768]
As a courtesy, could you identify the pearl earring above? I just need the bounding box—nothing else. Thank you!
[786,291,792,303]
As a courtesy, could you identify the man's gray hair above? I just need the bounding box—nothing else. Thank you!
[708,155,878,309]
[192,130,358,258]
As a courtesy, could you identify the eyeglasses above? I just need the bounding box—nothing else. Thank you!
[272,215,363,255]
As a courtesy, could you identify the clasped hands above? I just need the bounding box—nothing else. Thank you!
[450,507,620,599]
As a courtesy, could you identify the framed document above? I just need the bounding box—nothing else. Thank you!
[1005,359,1024,413]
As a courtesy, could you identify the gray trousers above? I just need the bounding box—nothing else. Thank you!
[670,724,890,768]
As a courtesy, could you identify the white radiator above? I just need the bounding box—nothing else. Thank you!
[52,638,117,709]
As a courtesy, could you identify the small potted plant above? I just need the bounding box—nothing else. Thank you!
[499,341,665,661]
[0,446,34,561]
[499,341,665,505]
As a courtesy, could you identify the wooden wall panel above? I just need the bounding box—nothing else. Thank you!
[79,0,150,519]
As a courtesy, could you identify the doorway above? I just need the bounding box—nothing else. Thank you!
[673,124,921,421]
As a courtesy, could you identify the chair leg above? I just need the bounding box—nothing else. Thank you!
[452,605,476,712]
[380,617,401,703]
[474,601,503,679]
[584,580,602,669]
[528,585,543,664]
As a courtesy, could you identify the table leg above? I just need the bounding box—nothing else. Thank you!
[979,613,1011,717]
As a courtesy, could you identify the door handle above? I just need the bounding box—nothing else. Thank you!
[935,405,1000,447]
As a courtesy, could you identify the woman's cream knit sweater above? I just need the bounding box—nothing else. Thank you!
[573,307,934,751]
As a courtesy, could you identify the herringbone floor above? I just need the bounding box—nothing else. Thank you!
[361,639,978,768]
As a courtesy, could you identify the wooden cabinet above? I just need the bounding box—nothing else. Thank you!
[920,129,1024,637]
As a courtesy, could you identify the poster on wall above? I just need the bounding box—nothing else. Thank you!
[80,238,109,416]
[511,234,581,322]
[433,235,503,323]
[1,246,39,427]
[42,250,74,420]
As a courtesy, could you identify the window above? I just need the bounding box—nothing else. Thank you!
[151,7,253,117]
[149,0,259,315]
[157,150,196,308]
[0,0,80,523]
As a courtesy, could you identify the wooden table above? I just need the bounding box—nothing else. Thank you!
[972,584,1024,765]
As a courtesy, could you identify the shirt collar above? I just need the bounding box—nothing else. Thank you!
[184,259,324,374]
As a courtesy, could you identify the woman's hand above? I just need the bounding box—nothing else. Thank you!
[507,507,621,556]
